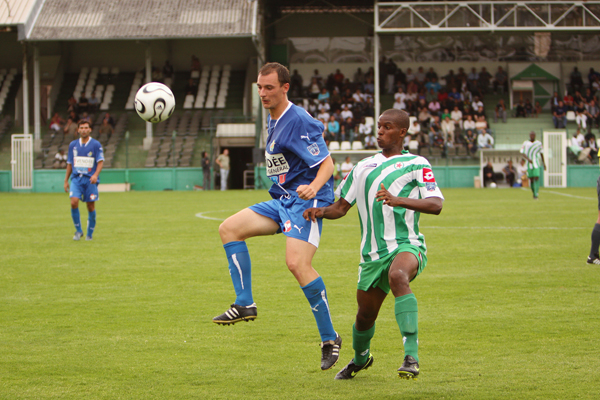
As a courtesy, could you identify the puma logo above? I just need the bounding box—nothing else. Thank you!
[293,225,303,233]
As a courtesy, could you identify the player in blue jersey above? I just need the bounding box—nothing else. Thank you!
[213,63,342,371]
[64,120,104,241]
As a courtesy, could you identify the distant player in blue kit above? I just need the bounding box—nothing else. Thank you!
[64,120,104,241]
[213,62,342,371]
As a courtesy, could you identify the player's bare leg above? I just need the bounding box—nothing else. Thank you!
[588,208,600,265]
[213,209,279,325]
[335,287,385,379]
[286,236,341,370]
[389,252,421,380]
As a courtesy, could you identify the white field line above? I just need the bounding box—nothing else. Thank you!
[520,188,596,200]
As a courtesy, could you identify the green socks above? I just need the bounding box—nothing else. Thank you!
[353,323,375,366]
[395,293,419,362]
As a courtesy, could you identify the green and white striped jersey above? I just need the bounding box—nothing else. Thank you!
[335,151,444,263]
[520,140,543,169]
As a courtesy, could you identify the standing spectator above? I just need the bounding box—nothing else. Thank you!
[290,70,304,97]
[386,59,397,94]
[201,151,211,190]
[478,67,492,94]
[570,67,584,93]
[524,99,534,117]
[191,55,201,71]
[441,116,455,147]
[576,101,588,131]
[586,100,600,131]
[185,79,198,95]
[515,100,526,118]
[163,60,174,79]
[364,133,377,150]
[495,99,507,123]
[553,101,567,128]
[216,148,230,191]
[393,96,405,111]
[309,78,321,99]
[493,66,508,94]
[533,101,542,118]
[503,160,516,187]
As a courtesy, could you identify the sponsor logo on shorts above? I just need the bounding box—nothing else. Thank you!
[293,224,303,233]
[90,194,97,200]
[283,220,292,233]
[307,143,320,156]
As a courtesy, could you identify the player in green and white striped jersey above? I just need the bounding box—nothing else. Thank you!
[520,131,546,199]
[304,109,444,380]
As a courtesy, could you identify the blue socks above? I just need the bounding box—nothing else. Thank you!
[301,276,336,342]
[87,210,96,238]
[224,241,254,306]
[71,208,82,232]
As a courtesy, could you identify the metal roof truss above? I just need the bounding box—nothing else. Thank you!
[376,1,600,33]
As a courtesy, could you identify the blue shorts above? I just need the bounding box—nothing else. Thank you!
[69,175,99,203]
[249,196,331,248]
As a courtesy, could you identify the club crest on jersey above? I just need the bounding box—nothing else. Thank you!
[423,167,435,182]
[394,162,404,169]
[426,182,437,191]
[283,220,292,233]
[269,141,276,152]
[307,143,320,156]
[88,151,93,157]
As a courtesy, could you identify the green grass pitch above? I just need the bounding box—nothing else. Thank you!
[1,187,600,399]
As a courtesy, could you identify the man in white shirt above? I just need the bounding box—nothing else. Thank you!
[450,106,463,129]
[393,96,406,111]
[471,96,484,111]
[441,116,455,146]
[477,131,494,149]
[340,105,353,121]
[463,114,476,132]
[340,156,354,178]
[394,87,407,103]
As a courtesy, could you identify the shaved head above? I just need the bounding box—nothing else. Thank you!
[381,109,410,130]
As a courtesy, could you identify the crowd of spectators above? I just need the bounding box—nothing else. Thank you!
[551,67,600,133]
[290,61,511,156]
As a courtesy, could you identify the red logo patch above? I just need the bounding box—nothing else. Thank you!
[283,220,292,233]
[423,167,435,182]
[279,174,286,184]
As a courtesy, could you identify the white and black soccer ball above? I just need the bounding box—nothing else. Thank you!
[134,82,175,123]
[490,182,497,188]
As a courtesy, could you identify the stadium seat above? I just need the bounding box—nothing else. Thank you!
[223,64,231,71]
[111,67,120,75]
[191,70,200,79]
[340,141,352,150]
[100,67,109,75]
[566,111,576,121]
[329,142,340,151]
[352,141,363,150]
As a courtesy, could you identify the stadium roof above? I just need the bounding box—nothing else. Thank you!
[27,0,258,41]
[0,0,39,25]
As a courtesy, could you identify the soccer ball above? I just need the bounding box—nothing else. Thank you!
[134,82,175,123]
[490,182,497,188]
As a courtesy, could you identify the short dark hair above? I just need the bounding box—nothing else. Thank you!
[258,62,290,86]
[382,109,410,130]
[77,120,91,128]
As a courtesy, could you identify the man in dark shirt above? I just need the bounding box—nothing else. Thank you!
[553,100,567,128]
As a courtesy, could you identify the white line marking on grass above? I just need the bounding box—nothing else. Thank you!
[195,210,233,221]
[539,190,595,200]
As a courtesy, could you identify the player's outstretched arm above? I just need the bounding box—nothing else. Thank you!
[303,198,352,222]
[376,183,443,215]
[64,164,72,192]
[297,156,334,200]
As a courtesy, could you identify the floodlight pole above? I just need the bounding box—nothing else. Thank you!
[22,43,29,136]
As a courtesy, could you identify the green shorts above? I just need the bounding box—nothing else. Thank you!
[527,167,540,178]
[357,244,427,294]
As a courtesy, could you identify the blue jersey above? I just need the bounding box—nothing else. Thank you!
[265,102,334,202]
[67,138,104,180]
